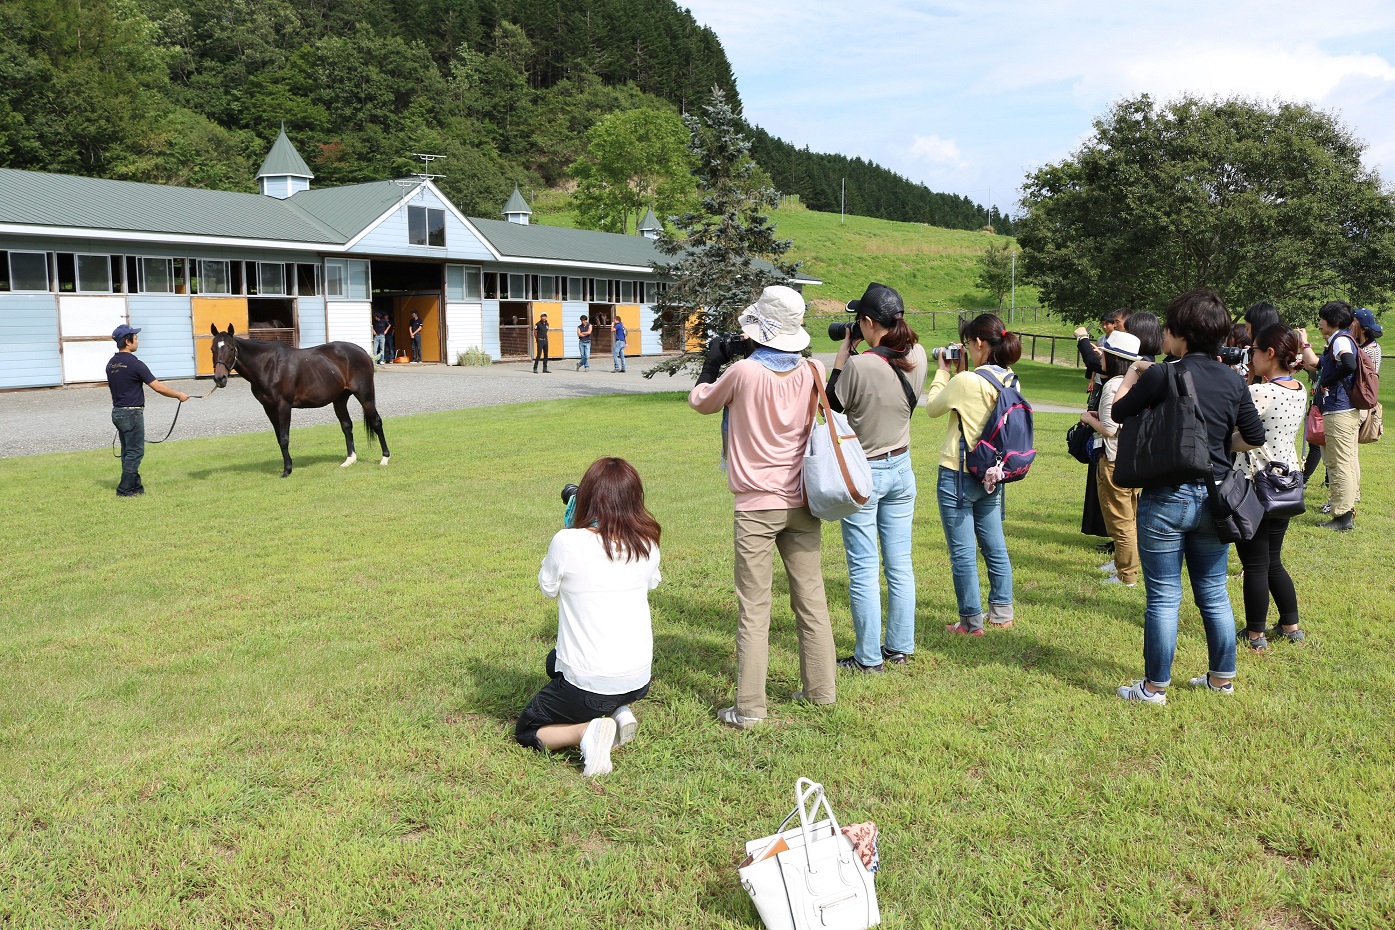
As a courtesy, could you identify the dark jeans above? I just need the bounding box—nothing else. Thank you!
[1233,515,1299,633]
[514,650,648,750]
[533,340,549,371]
[112,407,145,495]
[411,333,422,362]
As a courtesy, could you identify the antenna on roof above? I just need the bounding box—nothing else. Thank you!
[410,152,446,183]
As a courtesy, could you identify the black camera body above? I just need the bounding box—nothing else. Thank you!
[711,333,752,362]
[828,321,864,343]
[1219,346,1251,367]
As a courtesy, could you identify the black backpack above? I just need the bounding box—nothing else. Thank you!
[1113,364,1211,488]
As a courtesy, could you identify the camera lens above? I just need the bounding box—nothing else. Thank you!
[561,483,579,505]
[828,322,847,341]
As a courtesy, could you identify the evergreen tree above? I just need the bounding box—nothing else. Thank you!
[975,240,1014,308]
[646,88,798,379]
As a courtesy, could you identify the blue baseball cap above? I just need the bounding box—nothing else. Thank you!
[112,323,141,343]
[1353,307,1382,338]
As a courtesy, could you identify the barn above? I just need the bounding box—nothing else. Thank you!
[0,130,817,390]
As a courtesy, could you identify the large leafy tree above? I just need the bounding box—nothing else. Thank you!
[646,88,798,378]
[571,106,695,234]
[1017,95,1395,324]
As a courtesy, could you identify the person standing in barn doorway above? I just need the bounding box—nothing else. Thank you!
[410,310,424,363]
[534,312,551,373]
[106,324,190,497]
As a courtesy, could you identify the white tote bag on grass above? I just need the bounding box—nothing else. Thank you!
[802,362,873,521]
[737,778,880,930]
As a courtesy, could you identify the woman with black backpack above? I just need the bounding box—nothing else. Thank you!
[924,313,1023,636]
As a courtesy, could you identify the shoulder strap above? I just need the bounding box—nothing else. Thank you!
[865,346,919,413]
[806,361,869,507]
[972,367,1017,394]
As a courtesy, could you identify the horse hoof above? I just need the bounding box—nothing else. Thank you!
[341,454,357,468]
[380,456,390,466]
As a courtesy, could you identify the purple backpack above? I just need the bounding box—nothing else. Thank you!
[959,369,1036,492]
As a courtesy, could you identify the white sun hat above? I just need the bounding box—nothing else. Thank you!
[1100,331,1143,361]
[738,285,810,352]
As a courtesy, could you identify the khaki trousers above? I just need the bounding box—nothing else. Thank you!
[1325,408,1361,515]
[733,508,837,718]
[1096,456,1140,584]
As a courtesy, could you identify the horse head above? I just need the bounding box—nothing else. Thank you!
[210,323,238,388]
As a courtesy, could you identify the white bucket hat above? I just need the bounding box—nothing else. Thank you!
[1100,331,1143,361]
[738,285,809,352]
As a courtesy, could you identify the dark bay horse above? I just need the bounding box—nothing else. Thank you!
[209,324,389,477]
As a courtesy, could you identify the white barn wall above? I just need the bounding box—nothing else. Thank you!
[444,302,483,364]
[62,341,116,383]
[298,296,327,347]
[58,295,126,337]
[326,300,371,351]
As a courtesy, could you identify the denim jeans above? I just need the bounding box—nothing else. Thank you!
[411,333,422,362]
[613,340,626,371]
[936,467,1012,625]
[840,452,916,665]
[112,407,145,495]
[578,341,591,369]
[372,334,386,363]
[1136,482,1237,687]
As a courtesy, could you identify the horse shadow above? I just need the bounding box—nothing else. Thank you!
[186,453,347,479]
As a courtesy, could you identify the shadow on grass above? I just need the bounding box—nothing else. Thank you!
[919,626,1138,696]
[186,453,352,479]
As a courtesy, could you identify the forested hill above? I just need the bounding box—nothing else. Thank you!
[0,0,1004,230]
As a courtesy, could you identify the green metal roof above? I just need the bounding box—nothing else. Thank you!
[502,185,531,215]
[638,208,661,231]
[287,180,412,239]
[0,167,342,243]
[257,129,314,179]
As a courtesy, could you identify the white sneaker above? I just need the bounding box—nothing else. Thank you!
[611,705,638,747]
[1116,680,1166,705]
[1098,560,1116,573]
[1102,575,1136,587]
[717,706,762,729]
[579,717,617,776]
[1187,674,1234,694]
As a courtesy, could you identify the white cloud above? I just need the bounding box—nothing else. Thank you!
[908,135,967,167]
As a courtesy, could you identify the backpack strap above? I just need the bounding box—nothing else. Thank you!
[865,346,920,414]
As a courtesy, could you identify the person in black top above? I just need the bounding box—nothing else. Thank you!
[1110,289,1264,704]
[1074,309,1129,546]
[533,313,550,373]
[106,324,190,497]
[372,312,388,365]
[409,311,423,363]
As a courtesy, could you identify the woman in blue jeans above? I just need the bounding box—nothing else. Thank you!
[924,314,1022,635]
[1111,289,1264,704]
[826,283,928,672]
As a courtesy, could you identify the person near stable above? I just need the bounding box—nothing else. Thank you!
[105,324,191,497]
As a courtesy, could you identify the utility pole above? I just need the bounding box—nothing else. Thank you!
[1010,249,1016,318]
[841,178,845,225]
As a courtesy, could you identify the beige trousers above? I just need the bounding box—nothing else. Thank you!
[1325,408,1361,516]
[1096,456,1141,584]
[732,508,837,718]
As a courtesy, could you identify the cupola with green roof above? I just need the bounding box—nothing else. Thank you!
[257,127,314,199]
[638,208,662,240]
[502,185,532,225]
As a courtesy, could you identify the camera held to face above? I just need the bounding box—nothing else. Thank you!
[931,344,962,361]
[709,333,753,363]
[827,320,864,343]
[1218,346,1251,367]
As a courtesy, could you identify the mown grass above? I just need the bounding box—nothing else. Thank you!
[2,383,1391,929]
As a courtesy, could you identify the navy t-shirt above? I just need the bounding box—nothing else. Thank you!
[614,320,627,342]
[106,352,156,407]
[372,316,388,335]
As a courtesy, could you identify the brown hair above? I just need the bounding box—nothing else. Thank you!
[572,457,661,562]
[862,314,920,371]
[1253,324,1302,373]
[963,313,1022,367]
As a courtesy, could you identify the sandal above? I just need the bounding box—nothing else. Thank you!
[989,618,1014,629]
[944,621,984,637]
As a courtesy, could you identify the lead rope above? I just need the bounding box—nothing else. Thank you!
[110,381,220,457]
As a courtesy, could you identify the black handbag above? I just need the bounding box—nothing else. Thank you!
[1113,365,1212,488]
[1211,469,1265,543]
[1251,461,1306,517]
[1066,421,1096,464]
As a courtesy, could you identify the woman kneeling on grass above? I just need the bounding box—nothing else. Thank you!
[924,313,1023,635]
[515,457,661,777]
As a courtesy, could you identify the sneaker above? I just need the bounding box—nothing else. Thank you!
[1095,540,1116,553]
[1320,502,1333,514]
[610,705,638,747]
[1187,674,1234,694]
[1098,560,1116,573]
[1238,632,1268,651]
[880,645,910,665]
[717,706,762,730]
[837,655,885,674]
[944,621,984,636]
[1268,625,1306,644]
[1102,575,1136,587]
[1116,680,1167,705]
[579,717,617,777]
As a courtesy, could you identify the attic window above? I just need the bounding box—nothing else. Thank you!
[408,206,446,248]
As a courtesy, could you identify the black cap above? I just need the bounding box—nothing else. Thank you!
[846,283,904,326]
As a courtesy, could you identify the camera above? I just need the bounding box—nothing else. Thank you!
[561,483,579,505]
[931,345,962,361]
[827,320,864,343]
[1219,346,1251,367]
[709,333,753,362]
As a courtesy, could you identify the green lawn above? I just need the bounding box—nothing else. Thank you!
[2,387,1391,928]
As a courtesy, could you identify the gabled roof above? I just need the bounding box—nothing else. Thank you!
[257,128,314,180]
[469,217,665,269]
[502,185,531,215]
[0,167,342,243]
[288,180,414,239]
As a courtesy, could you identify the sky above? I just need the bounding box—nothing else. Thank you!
[679,0,1395,217]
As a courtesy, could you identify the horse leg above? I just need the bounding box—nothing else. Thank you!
[264,401,293,477]
[334,395,357,467]
[360,395,390,465]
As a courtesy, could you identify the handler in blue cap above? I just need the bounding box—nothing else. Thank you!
[106,324,190,497]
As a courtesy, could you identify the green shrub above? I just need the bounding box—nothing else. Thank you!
[457,346,492,366]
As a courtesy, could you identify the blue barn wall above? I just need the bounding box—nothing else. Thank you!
[128,296,196,378]
[349,189,494,262]
[481,300,500,360]
[0,295,61,389]
[298,297,326,347]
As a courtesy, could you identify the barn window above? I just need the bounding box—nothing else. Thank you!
[295,264,319,296]
[258,262,286,296]
[139,257,174,294]
[325,259,346,298]
[508,273,527,300]
[6,251,50,292]
[346,260,370,299]
[408,206,446,247]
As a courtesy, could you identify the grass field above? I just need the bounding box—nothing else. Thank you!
[2,378,1392,928]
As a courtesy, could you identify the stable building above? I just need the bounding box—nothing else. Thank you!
[0,131,817,390]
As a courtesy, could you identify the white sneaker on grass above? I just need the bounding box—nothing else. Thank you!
[610,705,638,747]
[579,717,617,777]
[1102,575,1136,587]
[1098,560,1116,573]
[1116,680,1166,705]
[1188,674,1234,694]
[717,706,762,729]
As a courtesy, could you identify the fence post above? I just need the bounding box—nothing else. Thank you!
[1049,337,1055,366]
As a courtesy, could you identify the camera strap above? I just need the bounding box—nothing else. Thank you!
[866,346,919,414]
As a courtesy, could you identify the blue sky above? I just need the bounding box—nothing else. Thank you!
[680,0,1395,217]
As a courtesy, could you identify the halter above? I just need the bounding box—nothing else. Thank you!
[214,336,239,378]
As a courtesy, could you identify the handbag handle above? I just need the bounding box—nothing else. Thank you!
[793,778,852,874]
[805,362,870,507]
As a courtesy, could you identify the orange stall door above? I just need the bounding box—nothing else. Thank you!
[616,304,641,355]
[193,298,249,375]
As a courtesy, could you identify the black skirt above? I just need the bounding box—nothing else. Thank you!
[1081,458,1109,538]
